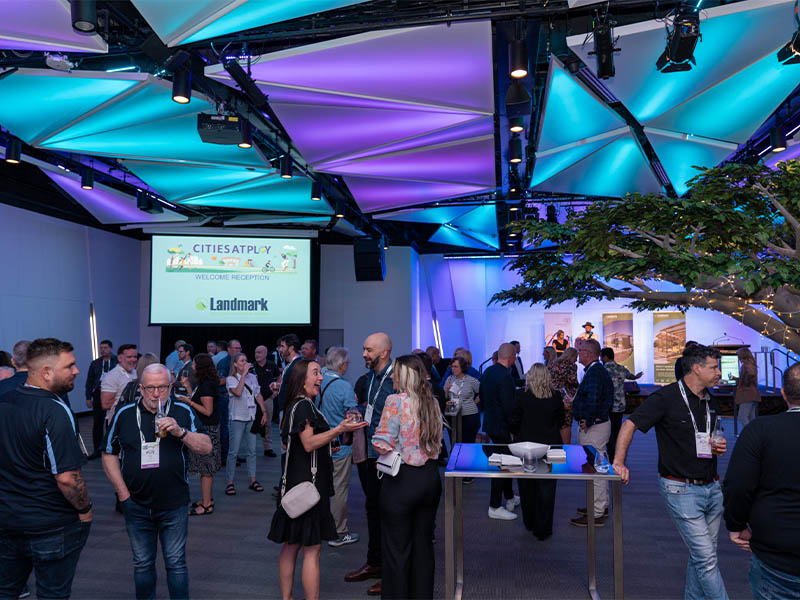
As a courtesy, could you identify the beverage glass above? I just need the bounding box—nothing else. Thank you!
[155,399,167,438]
[523,454,537,472]
[711,419,725,446]
[594,450,610,473]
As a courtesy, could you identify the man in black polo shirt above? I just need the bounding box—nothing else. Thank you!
[0,338,92,599]
[253,344,278,457]
[614,344,729,600]
[723,361,800,598]
[102,363,211,600]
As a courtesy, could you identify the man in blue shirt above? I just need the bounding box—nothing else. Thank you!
[571,338,614,527]
[163,340,184,375]
[215,339,240,462]
[316,347,360,548]
[345,332,395,596]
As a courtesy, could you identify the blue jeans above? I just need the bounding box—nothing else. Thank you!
[226,419,256,482]
[218,394,230,460]
[0,519,90,599]
[658,477,728,600]
[122,499,189,600]
[751,554,800,599]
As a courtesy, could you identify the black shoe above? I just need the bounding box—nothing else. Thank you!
[264,449,277,457]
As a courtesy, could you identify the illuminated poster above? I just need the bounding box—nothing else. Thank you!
[653,312,686,384]
[544,312,573,357]
[603,313,634,371]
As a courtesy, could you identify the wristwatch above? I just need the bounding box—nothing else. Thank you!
[178,428,189,440]
[77,502,93,514]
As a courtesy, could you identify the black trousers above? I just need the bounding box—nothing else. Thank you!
[357,458,382,568]
[91,394,105,453]
[489,434,514,508]
[462,413,481,444]
[518,479,557,538]
[608,412,624,463]
[380,460,441,599]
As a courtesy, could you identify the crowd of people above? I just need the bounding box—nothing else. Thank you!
[0,333,798,600]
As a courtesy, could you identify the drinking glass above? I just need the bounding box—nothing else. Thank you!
[523,454,537,472]
[594,450,610,473]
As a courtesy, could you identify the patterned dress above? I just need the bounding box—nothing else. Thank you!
[548,360,578,428]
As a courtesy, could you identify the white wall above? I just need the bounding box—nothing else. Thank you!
[0,204,144,407]
[417,254,797,385]
[319,244,416,384]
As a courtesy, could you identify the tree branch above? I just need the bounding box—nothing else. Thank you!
[755,182,800,249]
[765,240,797,258]
[607,244,644,259]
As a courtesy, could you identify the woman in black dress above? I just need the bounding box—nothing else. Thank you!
[510,363,565,541]
[268,359,366,600]
[551,330,570,357]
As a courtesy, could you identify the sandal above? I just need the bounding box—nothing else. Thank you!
[190,499,214,510]
[189,503,214,516]
[225,483,236,496]
[249,481,264,493]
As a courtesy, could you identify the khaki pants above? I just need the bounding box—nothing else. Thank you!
[331,455,353,537]
[578,420,611,517]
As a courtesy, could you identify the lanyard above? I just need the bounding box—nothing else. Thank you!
[136,399,170,443]
[367,363,393,408]
[678,380,710,434]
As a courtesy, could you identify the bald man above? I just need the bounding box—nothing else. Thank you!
[345,332,395,594]
[480,343,520,520]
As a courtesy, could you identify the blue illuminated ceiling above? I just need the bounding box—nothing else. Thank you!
[376,203,499,250]
[0,0,107,53]
[130,0,369,47]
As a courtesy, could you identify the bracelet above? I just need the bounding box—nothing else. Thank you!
[77,502,92,514]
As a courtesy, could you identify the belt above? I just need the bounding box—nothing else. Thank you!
[662,474,719,486]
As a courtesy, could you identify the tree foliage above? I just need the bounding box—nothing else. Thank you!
[493,161,800,352]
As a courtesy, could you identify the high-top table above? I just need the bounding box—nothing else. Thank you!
[444,443,623,600]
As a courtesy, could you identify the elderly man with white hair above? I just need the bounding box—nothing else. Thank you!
[102,363,211,600]
[316,346,360,548]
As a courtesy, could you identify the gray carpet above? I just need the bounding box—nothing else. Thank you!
[64,416,751,599]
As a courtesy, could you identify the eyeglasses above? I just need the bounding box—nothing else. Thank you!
[140,385,170,394]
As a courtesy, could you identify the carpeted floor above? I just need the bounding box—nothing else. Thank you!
[62,415,751,599]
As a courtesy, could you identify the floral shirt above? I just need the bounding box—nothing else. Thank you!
[604,361,634,413]
[548,361,578,399]
[372,393,441,466]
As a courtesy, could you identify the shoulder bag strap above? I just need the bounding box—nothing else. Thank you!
[317,377,345,408]
[280,399,317,498]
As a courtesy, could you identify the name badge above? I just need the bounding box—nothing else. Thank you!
[364,404,374,424]
[695,432,712,459]
[141,440,160,469]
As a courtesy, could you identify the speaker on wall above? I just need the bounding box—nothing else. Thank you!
[353,237,386,281]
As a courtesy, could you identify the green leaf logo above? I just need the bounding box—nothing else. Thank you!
[195,299,208,311]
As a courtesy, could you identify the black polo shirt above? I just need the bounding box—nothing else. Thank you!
[254,360,278,398]
[0,385,87,533]
[629,380,720,481]
[104,398,205,510]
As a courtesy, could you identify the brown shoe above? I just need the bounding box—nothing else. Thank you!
[576,507,609,516]
[367,580,382,596]
[571,515,606,527]
[345,564,382,582]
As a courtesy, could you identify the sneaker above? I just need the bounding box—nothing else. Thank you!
[577,507,608,516]
[505,495,520,511]
[264,449,277,458]
[488,506,518,520]
[18,586,30,599]
[571,515,606,527]
[328,533,360,547]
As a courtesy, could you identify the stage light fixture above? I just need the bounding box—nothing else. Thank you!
[546,204,558,223]
[172,69,191,104]
[590,19,618,79]
[771,126,787,152]
[238,118,252,149]
[136,191,163,214]
[656,7,701,73]
[71,0,97,33]
[311,180,322,201]
[509,117,525,133]
[81,168,94,189]
[509,136,523,164]
[505,80,531,107]
[777,29,800,64]
[334,201,345,219]
[5,137,21,164]
[510,40,528,78]
[280,155,293,179]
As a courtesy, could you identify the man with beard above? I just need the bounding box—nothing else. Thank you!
[274,334,301,415]
[0,338,92,599]
[345,332,395,597]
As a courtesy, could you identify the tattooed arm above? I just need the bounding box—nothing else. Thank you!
[55,470,93,522]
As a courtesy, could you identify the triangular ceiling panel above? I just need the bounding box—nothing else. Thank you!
[344,176,491,213]
[645,129,737,196]
[0,0,107,53]
[43,169,187,225]
[429,224,497,251]
[451,204,499,239]
[373,205,476,224]
[533,133,662,197]
[532,132,626,188]
[536,57,627,153]
[0,70,141,143]
[132,0,368,47]
[121,160,272,203]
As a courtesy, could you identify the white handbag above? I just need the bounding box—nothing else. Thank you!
[280,401,321,519]
[376,450,402,478]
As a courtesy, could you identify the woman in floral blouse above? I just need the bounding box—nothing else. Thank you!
[548,347,579,444]
[373,354,442,599]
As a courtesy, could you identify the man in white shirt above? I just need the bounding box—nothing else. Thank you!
[100,344,138,425]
